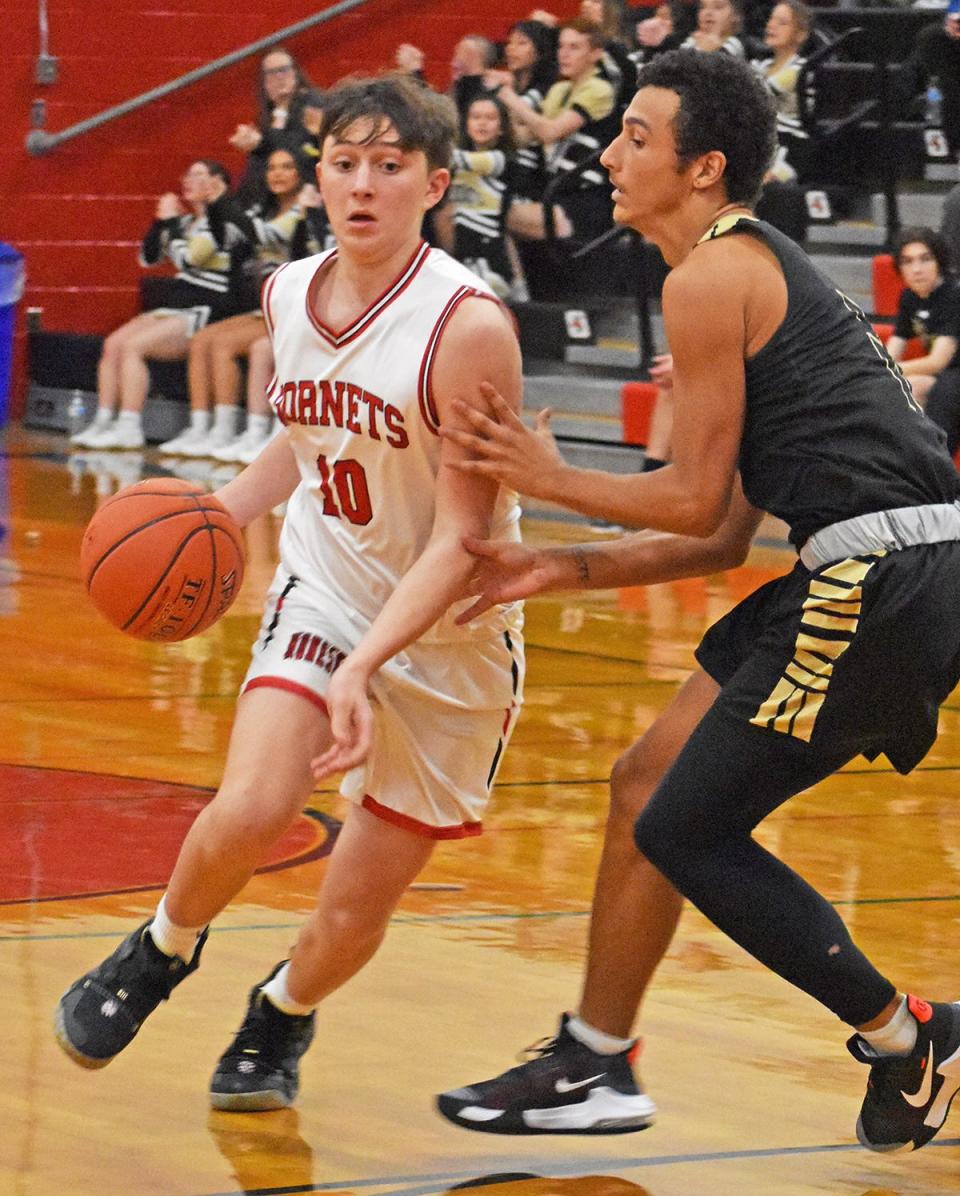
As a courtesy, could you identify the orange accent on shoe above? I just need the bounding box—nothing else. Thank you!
[627,1038,643,1065]
[907,995,934,1024]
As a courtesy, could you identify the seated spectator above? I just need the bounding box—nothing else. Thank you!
[752,0,810,180]
[70,161,241,450]
[579,0,638,106]
[909,10,960,159]
[230,48,324,199]
[159,150,323,460]
[500,19,617,245]
[752,0,812,244]
[438,95,521,300]
[680,0,745,58]
[887,227,960,453]
[209,334,281,465]
[450,34,500,121]
[483,20,559,204]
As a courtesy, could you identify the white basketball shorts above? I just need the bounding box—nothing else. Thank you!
[241,568,524,838]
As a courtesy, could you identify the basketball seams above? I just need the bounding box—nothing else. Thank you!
[84,504,235,586]
[120,524,233,638]
[81,480,245,641]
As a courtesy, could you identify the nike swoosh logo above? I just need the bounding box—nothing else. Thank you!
[902,1044,935,1108]
[555,1073,605,1093]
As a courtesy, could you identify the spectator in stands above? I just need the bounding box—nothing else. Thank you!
[437,95,521,301]
[159,149,322,461]
[230,48,324,198]
[499,19,617,245]
[887,227,960,453]
[451,35,501,121]
[681,0,745,58]
[71,161,241,451]
[910,10,960,160]
[483,20,559,205]
[210,334,280,465]
[752,0,810,176]
[579,0,638,106]
[752,0,812,244]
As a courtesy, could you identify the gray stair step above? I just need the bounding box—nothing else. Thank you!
[524,372,625,417]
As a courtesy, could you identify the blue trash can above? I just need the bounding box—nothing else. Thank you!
[0,243,26,428]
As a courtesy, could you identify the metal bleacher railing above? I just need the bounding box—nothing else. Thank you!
[26,0,370,156]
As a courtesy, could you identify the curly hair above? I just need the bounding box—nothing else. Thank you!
[319,73,458,172]
[636,50,777,205]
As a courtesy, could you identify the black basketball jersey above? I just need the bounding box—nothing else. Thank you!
[706,216,960,548]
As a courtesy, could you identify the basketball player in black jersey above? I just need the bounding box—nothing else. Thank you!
[435,50,960,1153]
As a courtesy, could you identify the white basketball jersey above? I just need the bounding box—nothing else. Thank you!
[262,241,522,644]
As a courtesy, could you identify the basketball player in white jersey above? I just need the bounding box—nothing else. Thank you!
[54,74,525,1114]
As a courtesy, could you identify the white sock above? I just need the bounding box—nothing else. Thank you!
[116,410,142,430]
[247,413,272,437]
[260,962,317,1017]
[148,894,205,961]
[860,996,918,1057]
[213,404,237,434]
[93,406,114,424]
[189,409,211,433]
[567,1013,635,1055]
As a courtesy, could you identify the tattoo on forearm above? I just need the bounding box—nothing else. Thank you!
[572,547,590,584]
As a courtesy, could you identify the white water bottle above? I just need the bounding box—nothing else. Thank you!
[65,389,87,436]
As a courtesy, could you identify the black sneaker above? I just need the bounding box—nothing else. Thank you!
[209,964,316,1112]
[54,920,207,1068]
[848,994,960,1152]
[435,1013,656,1135]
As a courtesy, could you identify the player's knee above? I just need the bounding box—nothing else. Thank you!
[200,790,290,856]
[309,900,387,953]
[609,745,667,824]
[100,331,125,361]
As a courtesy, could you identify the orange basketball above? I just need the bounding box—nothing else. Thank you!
[80,477,245,642]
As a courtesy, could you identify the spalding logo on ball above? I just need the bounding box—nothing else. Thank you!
[80,477,246,642]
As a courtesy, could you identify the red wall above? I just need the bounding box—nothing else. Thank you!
[1,1,575,417]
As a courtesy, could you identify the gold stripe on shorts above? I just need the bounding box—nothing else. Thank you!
[749,553,884,742]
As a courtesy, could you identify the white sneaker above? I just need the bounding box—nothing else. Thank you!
[212,425,273,463]
[70,412,113,448]
[236,426,281,465]
[158,425,208,454]
[83,421,145,450]
[178,426,238,458]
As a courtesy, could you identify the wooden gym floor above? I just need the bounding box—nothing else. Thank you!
[3,425,960,1196]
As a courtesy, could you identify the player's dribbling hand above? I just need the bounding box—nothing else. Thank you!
[310,664,374,779]
[457,536,555,623]
[442,382,568,500]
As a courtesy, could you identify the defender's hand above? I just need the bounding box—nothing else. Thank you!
[442,382,568,500]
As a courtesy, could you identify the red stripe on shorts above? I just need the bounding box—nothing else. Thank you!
[361,793,482,839]
[242,676,329,716]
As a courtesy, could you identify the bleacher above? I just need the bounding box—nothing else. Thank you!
[20,3,960,483]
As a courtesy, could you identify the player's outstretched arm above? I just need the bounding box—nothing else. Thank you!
[445,248,748,538]
[457,475,762,622]
[213,430,301,527]
[311,297,521,778]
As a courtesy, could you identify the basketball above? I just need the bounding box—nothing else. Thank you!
[80,477,245,642]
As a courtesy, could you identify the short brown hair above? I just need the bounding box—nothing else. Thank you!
[560,18,605,50]
[319,73,457,172]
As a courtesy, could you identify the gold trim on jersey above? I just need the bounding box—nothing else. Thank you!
[749,553,885,741]
[696,211,760,245]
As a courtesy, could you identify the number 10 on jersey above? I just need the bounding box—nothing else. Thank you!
[316,454,373,526]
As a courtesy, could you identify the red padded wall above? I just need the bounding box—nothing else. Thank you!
[1,1,575,417]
